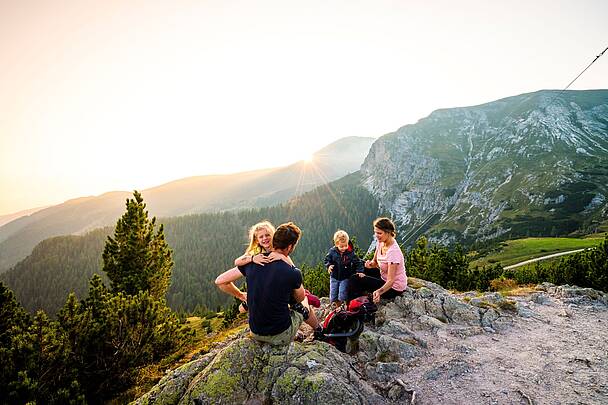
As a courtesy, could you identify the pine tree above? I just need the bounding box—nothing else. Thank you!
[301,263,330,298]
[0,282,30,404]
[0,282,28,349]
[102,191,173,299]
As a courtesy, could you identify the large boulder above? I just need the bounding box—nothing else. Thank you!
[135,338,385,405]
[379,278,506,331]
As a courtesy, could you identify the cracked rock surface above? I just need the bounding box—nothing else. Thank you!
[134,278,608,404]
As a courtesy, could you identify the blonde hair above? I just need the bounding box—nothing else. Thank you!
[333,230,349,244]
[245,221,276,255]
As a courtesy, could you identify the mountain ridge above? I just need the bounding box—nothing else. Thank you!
[361,89,608,245]
[0,206,51,228]
[0,136,375,272]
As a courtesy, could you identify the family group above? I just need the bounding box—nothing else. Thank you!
[215,217,408,345]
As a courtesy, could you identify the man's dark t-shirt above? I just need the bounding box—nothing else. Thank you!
[238,260,302,336]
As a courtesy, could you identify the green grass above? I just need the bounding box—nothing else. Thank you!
[470,236,605,268]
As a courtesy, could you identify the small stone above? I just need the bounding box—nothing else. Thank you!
[387,385,405,401]
[306,360,318,369]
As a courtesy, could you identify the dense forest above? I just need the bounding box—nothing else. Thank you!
[1,172,381,315]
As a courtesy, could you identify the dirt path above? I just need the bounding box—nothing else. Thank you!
[400,294,608,404]
[503,249,586,270]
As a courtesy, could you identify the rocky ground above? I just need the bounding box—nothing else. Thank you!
[381,283,608,404]
[135,280,608,405]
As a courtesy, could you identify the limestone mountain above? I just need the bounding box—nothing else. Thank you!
[362,89,608,245]
[0,136,375,272]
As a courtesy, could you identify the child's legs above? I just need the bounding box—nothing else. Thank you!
[329,277,339,302]
[337,279,350,302]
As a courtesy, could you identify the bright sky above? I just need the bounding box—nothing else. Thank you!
[1,0,606,215]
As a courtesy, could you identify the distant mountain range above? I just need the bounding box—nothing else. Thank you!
[0,136,375,272]
[361,89,608,244]
[0,206,49,228]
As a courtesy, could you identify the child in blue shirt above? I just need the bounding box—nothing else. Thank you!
[324,230,364,307]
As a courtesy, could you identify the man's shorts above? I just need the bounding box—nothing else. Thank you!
[251,310,304,345]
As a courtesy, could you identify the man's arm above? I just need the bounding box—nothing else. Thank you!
[292,285,306,303]
[215,267,246,301]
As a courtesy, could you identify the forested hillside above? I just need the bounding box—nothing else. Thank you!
[0,136,374,272]
[1,173,380,314]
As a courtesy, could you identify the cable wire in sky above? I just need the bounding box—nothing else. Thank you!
[563,45,608,91]
[381,44,608,249]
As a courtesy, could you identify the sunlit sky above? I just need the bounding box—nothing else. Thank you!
[1,0,607,215]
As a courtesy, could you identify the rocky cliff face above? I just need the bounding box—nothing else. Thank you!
[135,279,608,404]
[361,90,608,245]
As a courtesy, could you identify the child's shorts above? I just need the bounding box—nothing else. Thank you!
[330,277,349,302]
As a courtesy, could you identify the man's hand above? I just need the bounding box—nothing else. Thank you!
[327,264,334,274]
[239,291,247,302]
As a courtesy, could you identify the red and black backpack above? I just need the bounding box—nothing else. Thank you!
[322,296,377,352]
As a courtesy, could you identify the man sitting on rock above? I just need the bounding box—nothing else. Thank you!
[215,221,323,345]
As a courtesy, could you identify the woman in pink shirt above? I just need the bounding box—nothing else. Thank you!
[348,217,407,303]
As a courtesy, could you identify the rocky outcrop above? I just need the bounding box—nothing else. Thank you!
[135,278,608,404]
[137,337,384,405]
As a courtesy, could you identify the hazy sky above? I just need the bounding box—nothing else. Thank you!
[1,0,607,215]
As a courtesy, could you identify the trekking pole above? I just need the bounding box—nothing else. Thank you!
[360,274,384,282]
